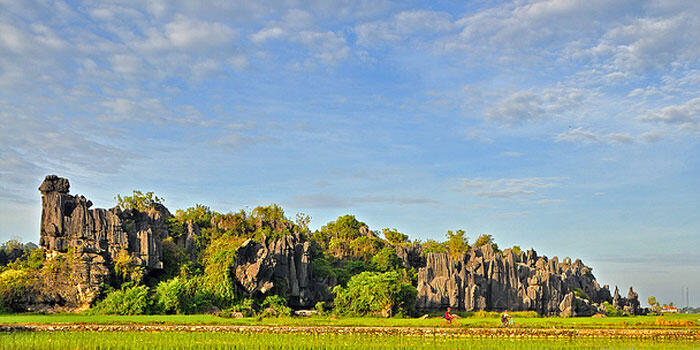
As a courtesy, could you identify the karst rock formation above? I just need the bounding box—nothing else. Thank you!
[38,175,170,309]
[34,175,643,315]
[399,243,642,316]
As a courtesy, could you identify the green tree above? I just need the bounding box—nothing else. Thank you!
[332,271,417,317]
[511,245,522,256]
[115,191,164,211]
[648,296,658,308]
[0,269,40,312]
[446,230,469,258]
[260,295,292,317]
[349,236,385,260]
[113,250,142,286]
[371,247,403,272]
[383,228,408,245]
[252,204,286,222]
[295,213,312,233]
[154,277,213,314]
[200,236,244,308]
[320,215,367,241]
[90,285,153,315]
[473,234,498,251]
[421,240,446,254]
[174,204,214,228]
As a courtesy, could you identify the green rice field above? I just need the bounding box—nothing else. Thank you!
[0,312,697,329]
[1,313,698,349]
[0,331,698,350]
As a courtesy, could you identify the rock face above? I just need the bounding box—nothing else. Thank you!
[32,175,642,315]
[558,292,598,317]
[38,175,170,308]
[234,234,328,308]
[612,286,642,315]
[415,245,618,315]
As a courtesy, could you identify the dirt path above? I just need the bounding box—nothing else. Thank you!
[1,324,699,340]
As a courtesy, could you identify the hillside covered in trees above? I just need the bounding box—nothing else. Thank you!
[0,175,645,317]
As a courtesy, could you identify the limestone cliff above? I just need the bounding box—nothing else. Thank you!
[234,234,329,308]
[410,244,641,316]
[38,175,170,308]
[32,175,640,315]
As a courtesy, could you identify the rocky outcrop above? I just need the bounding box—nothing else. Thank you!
[612,286,642,315]
[395,243,425,269]
[416,245,617,316]
[559,292,598,317]
[38,175,170,308]
[234,234,328,308]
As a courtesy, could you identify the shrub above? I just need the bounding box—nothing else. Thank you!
[115,190,164,211]
[201,236,244,308]
[90,284,153,315]
[383,228,408,245]
[473,234,498,251]
[231,298,257,317]
[311,257,335,281]
[511,245,522,256]
[0,269,40,312]
[160,238,187,280]
[371,247,403,272]
[349,236,384,260]
[154,277,213,314]
[174,204,215,229]
[602,301,624,317]
[573,288,590,300]
[422,240,446,254]
[113,250,143,286]
[260,295,291,317]
[314,301,327,315]
[332,271,417,317]
[446,230,469,259]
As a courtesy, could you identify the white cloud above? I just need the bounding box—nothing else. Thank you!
[297,30,349,64]
[554,127,638,144]
[457,177,561,198]
[291,193,440,208]
[586,12,700,73]
[98,96,205,126]
[0,108,135,197]
[639,130,665,142]
[139,14,237,51]
[251,27,285,43]
[500,151,523,157]
[355,10,455,46]
[228,55,250,71]
[109,54,143,75]
[640,97,700,131]
[486,88,590,126]
[250,9,350,64]
[455,0,637,52]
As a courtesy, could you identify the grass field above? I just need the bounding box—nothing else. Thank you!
[0,331,698,350]
[1,313,699,349]
[0,312,697,329]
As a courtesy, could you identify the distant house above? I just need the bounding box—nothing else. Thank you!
[660,306,679,313]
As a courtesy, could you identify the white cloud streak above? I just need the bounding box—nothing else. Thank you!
[457,177,561,199]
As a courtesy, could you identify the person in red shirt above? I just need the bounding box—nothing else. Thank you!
[444,307,456,324]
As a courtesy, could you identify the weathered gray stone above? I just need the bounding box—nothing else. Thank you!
[37,175,170,309]
[416,245,614,316]
[559,292,597,317]
[234,234,329,308]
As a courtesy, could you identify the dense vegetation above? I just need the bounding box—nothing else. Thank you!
[0,192,602,317]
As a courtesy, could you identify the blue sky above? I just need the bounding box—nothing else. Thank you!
[1,0,699,306]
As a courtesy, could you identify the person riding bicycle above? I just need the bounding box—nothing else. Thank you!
[444,307,456,324]
[500,310,512,327]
